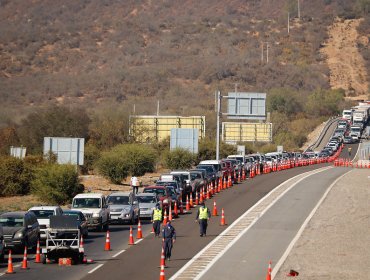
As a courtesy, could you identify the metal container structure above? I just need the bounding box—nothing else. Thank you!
[10,146,26,159]
[222,122,272,144]
[129,115,205,143]
[170,128,199,154]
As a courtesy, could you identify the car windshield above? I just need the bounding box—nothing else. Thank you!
[137,196,156,203]
[351,128,361,132]
[73,198,101,208]
[190,173,201,180]
[197,165,213,172]
[31,210,55,218]
[144,188,166,196]
[107,196,130,205]
[0,216,24,227]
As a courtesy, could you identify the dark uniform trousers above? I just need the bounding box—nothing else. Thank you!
[162,225,176,260]
[153,220,161,236]
[199,219,208,236]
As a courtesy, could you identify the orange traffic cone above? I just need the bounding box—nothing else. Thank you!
[159,245,167,268]
[163,210,168,225]
[6,250,15,274]
[159,264,166,280]
[168,205,173,221]
[174,201,178,217]
[189,193,194,208]
[185,196,190,212]
[228,176,232,187]
[179,201,184,214]
[128,226,135,245]
[266,261,272,280]
[195,191,199,205]
[206,185,211,199]
[79,235,85,253]
[35,240,41,263]
[199,190,204,204]
[220,208,226,226]
[21,246,29,269]
[105,230,111,250]
[137,220,143,239]
[213,200,218,216]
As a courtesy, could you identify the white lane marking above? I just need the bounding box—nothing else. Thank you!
[0,273,4,277]
[170,166,332,280]
[272,169,353,278]
[13,264,21,268]
[135,239,143,244]
[112,249,125,258]
[87,263,104,274]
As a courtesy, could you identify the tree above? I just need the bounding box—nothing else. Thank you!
[17,105,91,154]
[163,148,195,169]
[0,126,20,156]
[31,164,83,204]
[95,151,129,184]
[0,156,34,196]
[305,89,345,116]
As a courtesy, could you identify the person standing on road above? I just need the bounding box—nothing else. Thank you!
[152,204,163,237]
[162,220,176,261]
[348,147,352,157]
[196,202,211,237]
[130,176,139,194]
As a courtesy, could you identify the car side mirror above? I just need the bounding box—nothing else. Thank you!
[133,201,138,205]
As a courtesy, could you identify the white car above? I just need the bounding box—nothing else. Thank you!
[72,193,110,232]
[28,206,63,241]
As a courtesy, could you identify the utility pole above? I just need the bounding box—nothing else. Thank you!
[298,0,300,19]
[157,100,159,116]
[266,42,269,64]
[216,91,221,160]
[133,104,136,115]
[288,12,290,34]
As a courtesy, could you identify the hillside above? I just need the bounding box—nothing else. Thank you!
[321,18,369,99]
[0,0,368,127]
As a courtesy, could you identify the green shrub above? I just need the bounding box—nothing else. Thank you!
[111,144,157,176]
[0,156,34,196]
[80,144,101,175]
[96,144,157,183]
[95,152,129,184]
[31,164,83,205]
[163,148,195,169]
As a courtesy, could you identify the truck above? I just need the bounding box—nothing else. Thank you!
[342,110,353,122]
[349,126,362,142]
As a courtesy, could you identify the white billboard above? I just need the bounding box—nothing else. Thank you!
[43,137,84,165]
[170,128,199,154]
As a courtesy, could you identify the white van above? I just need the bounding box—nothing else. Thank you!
[198,160,226,178]
[72,193,110,232]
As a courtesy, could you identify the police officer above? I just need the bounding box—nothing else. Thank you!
[162,220,176,261]
[196,202,211,237]
[152,204,163,237]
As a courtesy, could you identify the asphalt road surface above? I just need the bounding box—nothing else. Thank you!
[0,144,357,280]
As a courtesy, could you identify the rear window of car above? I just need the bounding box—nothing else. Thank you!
[143,188,166,196]
[30,210,55,218]
[107,196,130,205]
[0,216,24,227]
[137,196,156,203]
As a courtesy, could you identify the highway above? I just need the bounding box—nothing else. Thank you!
[0,144,358,280]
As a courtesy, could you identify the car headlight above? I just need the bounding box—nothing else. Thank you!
[92,213,100,218]
[14,231,24,238]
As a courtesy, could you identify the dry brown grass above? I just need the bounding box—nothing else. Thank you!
[0,195,44,212]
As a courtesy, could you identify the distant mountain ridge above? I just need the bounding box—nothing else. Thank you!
[0,0,368,125]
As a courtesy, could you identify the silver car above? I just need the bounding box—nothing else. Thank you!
[136,193,158,219]
[107,192,140,225]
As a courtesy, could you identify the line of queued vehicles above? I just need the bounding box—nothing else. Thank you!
[0,149,338,264]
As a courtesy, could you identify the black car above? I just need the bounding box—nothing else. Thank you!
[62,210,89,238]
[195,165,217,184]
[0,211,40,253]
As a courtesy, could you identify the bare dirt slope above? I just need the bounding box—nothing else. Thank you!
[321,18,369,98]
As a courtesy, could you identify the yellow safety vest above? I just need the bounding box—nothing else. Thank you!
[199,207,209,219]
[153,209,162,221]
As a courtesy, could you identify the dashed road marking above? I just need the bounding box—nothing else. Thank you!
[88,263,104,274]
[112,249,125,258]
